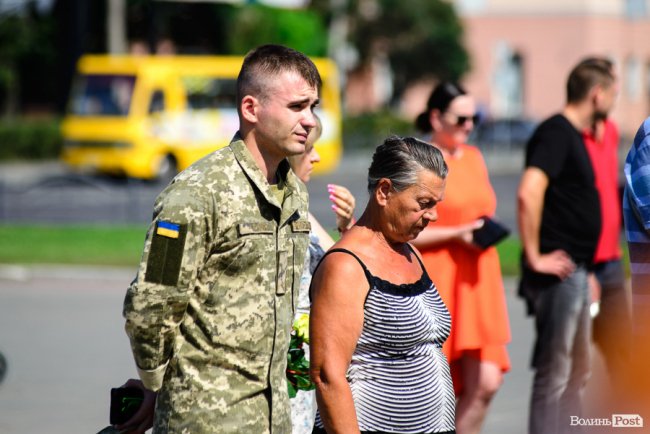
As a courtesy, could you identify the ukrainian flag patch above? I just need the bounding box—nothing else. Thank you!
[156,221,180,239]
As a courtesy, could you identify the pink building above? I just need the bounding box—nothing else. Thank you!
[454,0,650,138]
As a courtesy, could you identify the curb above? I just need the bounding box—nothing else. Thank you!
[0,263,134,282]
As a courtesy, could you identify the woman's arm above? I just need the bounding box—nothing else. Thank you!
[309,252,367,433]
[411,219,484,250]
[328,184,356,233]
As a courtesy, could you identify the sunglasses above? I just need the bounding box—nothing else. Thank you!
[445,112,480,126]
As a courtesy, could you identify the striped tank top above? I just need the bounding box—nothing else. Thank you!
[313,247,456,433]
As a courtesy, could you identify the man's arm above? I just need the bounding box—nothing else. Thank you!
[518,167,575,279]
[123,194,210,391]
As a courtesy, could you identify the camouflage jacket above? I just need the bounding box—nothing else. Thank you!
[123,135,310,433]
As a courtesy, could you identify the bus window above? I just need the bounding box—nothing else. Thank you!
[182,77,238,110]
[148,89,165,114]
[69,74,136,116]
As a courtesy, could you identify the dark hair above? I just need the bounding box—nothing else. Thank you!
[567,57,615,103]
[237,44,322,108]
[415,81,468,133]
[367,136,448,194]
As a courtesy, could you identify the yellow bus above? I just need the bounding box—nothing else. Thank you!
[61,55,342,180]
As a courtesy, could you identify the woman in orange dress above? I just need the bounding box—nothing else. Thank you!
[411,82,511,434]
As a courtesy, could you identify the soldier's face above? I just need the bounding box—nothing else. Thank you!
[255,71,319,159]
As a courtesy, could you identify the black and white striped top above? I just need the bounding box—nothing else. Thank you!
[314,247,456,433]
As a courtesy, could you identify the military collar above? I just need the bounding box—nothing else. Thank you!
[229,134,306,223]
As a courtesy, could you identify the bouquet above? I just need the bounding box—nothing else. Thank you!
[286,313,315,398]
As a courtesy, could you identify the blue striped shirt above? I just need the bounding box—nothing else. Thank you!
[623,116,650,337]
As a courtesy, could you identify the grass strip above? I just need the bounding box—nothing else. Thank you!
[0,224,526,275]
[0,224,147,267]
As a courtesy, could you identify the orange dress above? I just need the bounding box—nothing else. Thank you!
[420,144,511,394]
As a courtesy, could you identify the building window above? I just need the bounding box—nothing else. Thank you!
[491,42,524,118]
[625,57,642,102]
[625,0,647,18]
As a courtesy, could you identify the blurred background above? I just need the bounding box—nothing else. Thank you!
[0,0,647,225]
[1,0,648,158]
[0,0,649,432]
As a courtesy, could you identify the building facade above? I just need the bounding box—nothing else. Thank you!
[453,0,650,138]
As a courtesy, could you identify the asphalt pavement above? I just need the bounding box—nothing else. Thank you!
[1,152,647,433]
[0,264,643,433]
[0,149,522,230]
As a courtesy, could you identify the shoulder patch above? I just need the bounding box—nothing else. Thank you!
[145,222,188,286]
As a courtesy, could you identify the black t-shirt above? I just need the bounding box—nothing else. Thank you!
[524,114,601,265]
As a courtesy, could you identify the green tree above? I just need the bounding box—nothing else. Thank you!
[228,5,328,56]
[313,0,470,101]
[0,3,56,117]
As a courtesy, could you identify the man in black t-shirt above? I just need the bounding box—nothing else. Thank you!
[517,59,618,434]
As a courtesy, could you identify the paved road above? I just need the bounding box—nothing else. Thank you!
[2,153,645,432]
[0,265,637,434]
[0,150,521,231]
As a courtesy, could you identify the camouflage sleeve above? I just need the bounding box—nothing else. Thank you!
[123,189,211,391]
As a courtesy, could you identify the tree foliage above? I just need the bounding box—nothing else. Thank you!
[228,5,328,56]
[0,2,57,116]
[317,0,470,99]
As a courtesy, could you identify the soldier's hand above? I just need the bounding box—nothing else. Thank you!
[114,379,156,434]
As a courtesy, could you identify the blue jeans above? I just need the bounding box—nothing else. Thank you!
[524,266,591,434]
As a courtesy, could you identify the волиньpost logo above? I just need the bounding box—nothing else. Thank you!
[570,414,644,428]
[612,414,644,428]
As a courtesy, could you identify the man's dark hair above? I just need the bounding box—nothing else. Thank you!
[237,45,321,109]
[567,57,615,104]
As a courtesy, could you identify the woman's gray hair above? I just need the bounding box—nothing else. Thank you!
[367,136,448,194]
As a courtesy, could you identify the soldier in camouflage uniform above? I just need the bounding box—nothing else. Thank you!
[118,44,321,434]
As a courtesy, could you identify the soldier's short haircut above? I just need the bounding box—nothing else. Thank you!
[237,44,321,107]
[367,136,448,195]
[567,56,615,104]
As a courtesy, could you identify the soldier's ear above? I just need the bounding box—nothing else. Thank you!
[241,95,259,124]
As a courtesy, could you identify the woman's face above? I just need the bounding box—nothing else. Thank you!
[384,169,446,243]
[289,141,321,183]
[431,94,477,151]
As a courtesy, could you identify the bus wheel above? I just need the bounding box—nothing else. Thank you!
[157,154,178,183]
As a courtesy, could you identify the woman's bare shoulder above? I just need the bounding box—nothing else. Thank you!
[312,240,369,300]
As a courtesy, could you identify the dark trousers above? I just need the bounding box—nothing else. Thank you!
[592,260,633,402]
[525,266,591,434]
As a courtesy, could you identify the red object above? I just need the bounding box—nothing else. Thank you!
[583,119,622,263]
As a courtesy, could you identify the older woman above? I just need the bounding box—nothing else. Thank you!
[309,136,456,434]
[412,82,510,434]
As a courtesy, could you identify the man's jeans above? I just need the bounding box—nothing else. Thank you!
[525,266,591,434]
[592,260,632,386]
